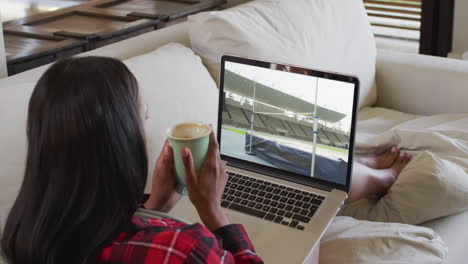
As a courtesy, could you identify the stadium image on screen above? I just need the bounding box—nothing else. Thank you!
[220,61,355,185]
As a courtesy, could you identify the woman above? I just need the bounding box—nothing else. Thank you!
[1,57,263,264]
[1,56,411,264]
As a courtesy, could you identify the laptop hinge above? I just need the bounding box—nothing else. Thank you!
[226,160,334,192]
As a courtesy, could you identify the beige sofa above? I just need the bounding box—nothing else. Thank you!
[1,2,468,263]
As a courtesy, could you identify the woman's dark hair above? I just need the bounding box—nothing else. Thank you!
[1,57,148,264]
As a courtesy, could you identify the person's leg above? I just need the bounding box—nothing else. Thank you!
[347,152,412,203]
[354,146,399,169]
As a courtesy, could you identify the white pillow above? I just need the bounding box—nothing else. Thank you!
[341,151,468,225]
[188,0,377,108]
[321,216,448,264]
[123,43,219,191]
[0,83,35,228]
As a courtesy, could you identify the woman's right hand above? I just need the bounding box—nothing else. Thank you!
[182,130,229,231]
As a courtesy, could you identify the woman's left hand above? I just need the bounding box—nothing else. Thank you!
[144,140,181,212]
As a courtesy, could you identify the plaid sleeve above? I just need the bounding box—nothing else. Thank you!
[98,218,263,264]
[212,224,263,264]
[178,223,262,264]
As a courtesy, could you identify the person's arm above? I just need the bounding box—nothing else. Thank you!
[213,224,263,263]
[100,219,263,264]
[183,223,262,264]
[144,140,181,212]
[182,129,263,263]
[181,129,230,229]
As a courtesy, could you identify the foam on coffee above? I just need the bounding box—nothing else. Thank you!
[169,123,211,140]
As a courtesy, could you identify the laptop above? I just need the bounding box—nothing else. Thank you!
[170,55,359,263]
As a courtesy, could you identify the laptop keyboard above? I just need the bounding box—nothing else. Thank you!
[221,171,326,231]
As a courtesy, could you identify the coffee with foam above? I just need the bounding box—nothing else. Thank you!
[168,123,211,140]
[167,122,212,195]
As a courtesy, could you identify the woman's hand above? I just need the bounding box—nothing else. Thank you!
[144,140,181,213]
[182,130,229,231]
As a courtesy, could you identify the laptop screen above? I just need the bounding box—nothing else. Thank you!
[219,56,359,191]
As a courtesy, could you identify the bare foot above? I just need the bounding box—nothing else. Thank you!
[374,152,412,196]
[385,152,412,180]
[355,146,399,169]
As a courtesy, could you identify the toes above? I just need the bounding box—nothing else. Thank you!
[398,153,406,164]
[405,154,411,163]
[406,154,413,163]
[403,154,409,163]
[390,146,399,156]
[400,152,412,164]
[384,146,399,165]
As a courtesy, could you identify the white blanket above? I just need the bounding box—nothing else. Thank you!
[342,109,468,225]
[355,112,468,155]
[320,108,468,264]
[321,216,448,264]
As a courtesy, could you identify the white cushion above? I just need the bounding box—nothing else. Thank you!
[188,0,377,108]
[321,216,448,264]
[422,210,468,264]
[123,43,219,191]
[0,83,35,228]
[375,49,468,115]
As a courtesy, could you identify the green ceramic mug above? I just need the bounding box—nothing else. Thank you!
[167,122,211,195]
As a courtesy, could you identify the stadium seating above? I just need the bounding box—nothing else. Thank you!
[228,106,250,126]
[253,113,267,129]
[287,121,308,138]
[223,104,350,150]
[300,124,313,137]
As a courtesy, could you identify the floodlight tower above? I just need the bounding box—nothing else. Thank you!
[311,77,318,177]
[246,79,256,155]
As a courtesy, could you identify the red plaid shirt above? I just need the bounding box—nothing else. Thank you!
[97,215,263,263]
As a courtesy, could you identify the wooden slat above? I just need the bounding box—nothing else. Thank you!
[364,0,421,9]
[171,0,202,4]
[4,30,86,63]
[3,0,116,27]
[164,0,227,20]
[79,7,140,21]
[4,26,66,40]
[365,5,420,15]
[367,13,420,21]
[365,0,421,4]
[370,22,420,31]
[97,0,188,12]
[95,0,225,22]
[364,0,422,41]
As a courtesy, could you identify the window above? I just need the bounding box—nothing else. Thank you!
[364,0,455,57]
[365,0,421,41]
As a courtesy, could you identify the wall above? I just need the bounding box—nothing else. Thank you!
[452,0,468,56]
[0,12,6,78]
